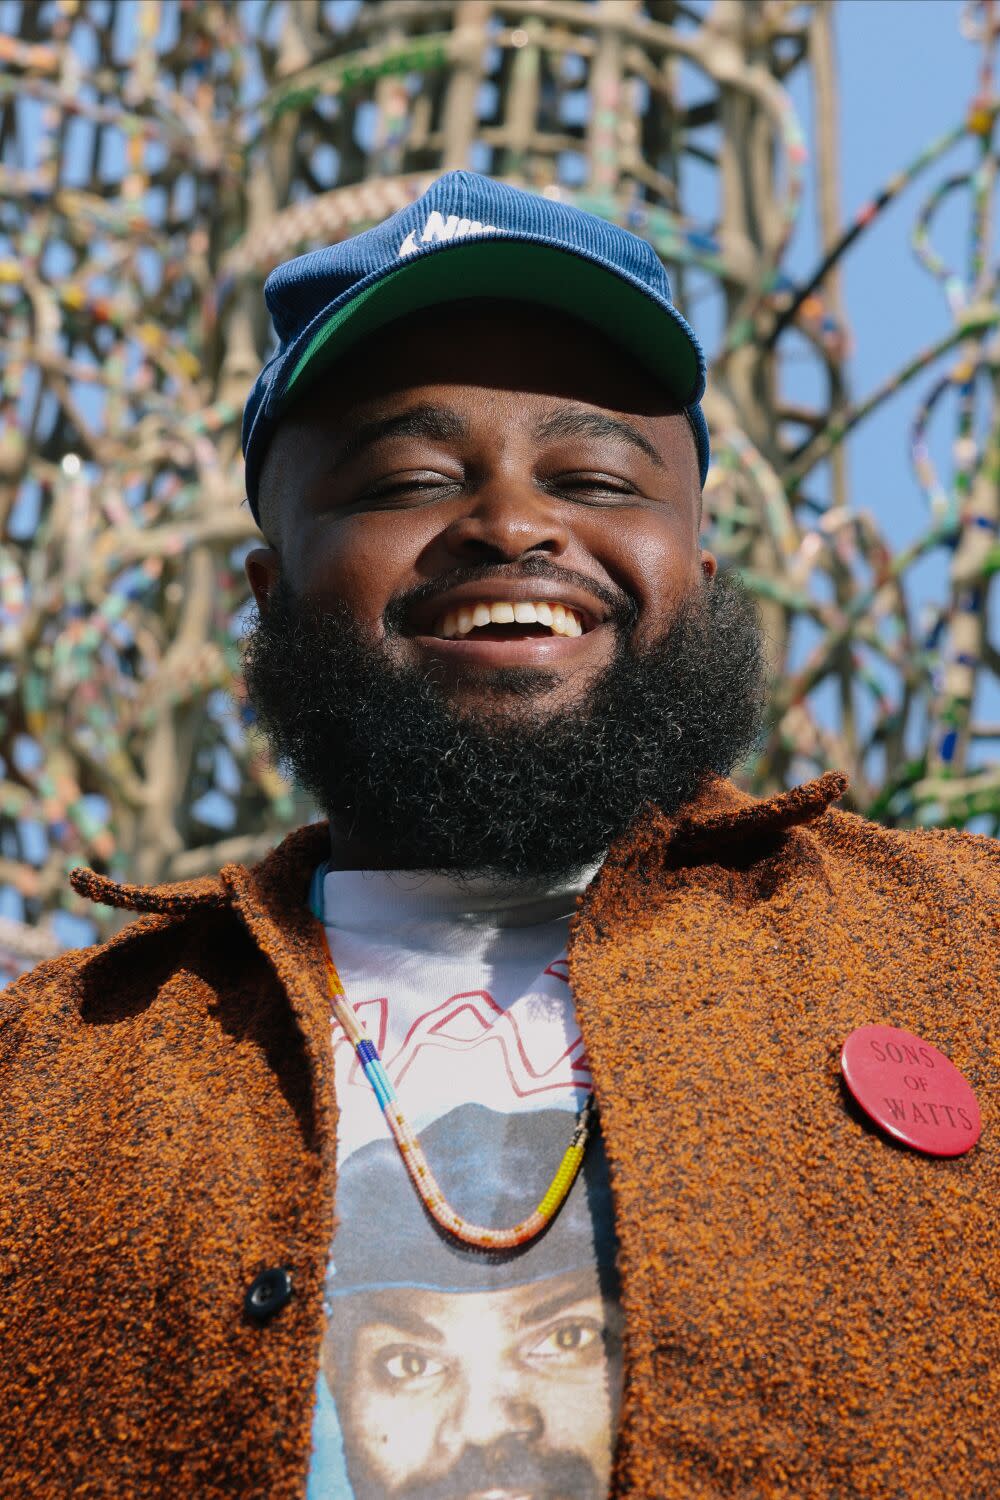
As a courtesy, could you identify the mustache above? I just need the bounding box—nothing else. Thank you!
[382,555,639,636]
[371,1435,601,1500]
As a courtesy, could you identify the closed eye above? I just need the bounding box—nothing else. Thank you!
[545,473,640,502]
[359,472,463,505]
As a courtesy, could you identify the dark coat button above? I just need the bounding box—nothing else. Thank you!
[244,1267,293,1323]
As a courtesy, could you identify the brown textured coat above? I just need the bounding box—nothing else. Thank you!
[1,772,997,1499]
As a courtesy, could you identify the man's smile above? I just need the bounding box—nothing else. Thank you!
[403,576,612,670]
[434,600,585,639]
[410,620,603,669]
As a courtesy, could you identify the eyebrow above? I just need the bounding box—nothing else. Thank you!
[516,1276,601,1330]
[331,405,470,470]
[364,1297,445,1344]
[534,406,666,469]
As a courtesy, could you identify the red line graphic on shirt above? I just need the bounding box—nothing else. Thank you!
[333,988,591,1098]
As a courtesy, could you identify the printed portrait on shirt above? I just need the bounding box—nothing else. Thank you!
[321,1104,622,1500]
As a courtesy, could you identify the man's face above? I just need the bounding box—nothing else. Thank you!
[245,301,713,722]
[240,301,765,877]
[324,1271,622,1500]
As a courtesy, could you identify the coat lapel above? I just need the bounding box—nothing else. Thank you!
[217,823,338,1169]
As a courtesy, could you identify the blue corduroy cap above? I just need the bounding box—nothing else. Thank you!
[242,169,710,526]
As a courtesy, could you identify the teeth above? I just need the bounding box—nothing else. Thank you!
[431,601,585,638]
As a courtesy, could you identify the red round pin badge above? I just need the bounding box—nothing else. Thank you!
[841,1024,981,1157]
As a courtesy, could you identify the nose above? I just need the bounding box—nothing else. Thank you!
[442,474,570,566]
[439,1368,544,1455]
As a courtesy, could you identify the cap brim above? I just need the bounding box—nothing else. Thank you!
[275,237,703,416]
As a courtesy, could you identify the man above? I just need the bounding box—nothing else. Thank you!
[0,171,996,1500]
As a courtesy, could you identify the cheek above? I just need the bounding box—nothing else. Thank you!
[523,1370,613,1460]
[588,511,702,640]
[348,1389,442,1484]
[287,515,432,630]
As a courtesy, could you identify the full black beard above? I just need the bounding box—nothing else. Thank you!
[239,567,766,881]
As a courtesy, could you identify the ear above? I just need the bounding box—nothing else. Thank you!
[700,548,718,580]
[245,547,281,612]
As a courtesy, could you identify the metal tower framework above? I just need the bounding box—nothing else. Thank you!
[0,0,997,970]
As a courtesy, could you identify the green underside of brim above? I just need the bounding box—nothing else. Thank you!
[280,239,698,409]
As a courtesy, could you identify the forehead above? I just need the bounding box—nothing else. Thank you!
[339,1267,603,1339]
[283,299,684,431]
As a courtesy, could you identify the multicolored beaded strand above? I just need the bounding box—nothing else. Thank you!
[309,870,594,1251]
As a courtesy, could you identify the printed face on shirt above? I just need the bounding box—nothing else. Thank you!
[324,1269,623,1500]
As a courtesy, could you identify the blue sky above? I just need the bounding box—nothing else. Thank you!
[712,0,997,771]
[663,0,997,784]
[789,0,981,570]
[673,0,982,566]
[811,1,1000,749]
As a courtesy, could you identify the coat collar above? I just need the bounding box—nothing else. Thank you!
[68,772,848,921]
[66,772,847,1154]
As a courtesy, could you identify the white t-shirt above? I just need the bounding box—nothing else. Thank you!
[306,862,622,1500]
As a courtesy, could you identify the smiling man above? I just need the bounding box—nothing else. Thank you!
[240,294,761,883]
[1,172,998,1500]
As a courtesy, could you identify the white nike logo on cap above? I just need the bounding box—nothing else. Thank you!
[398,210,502,257]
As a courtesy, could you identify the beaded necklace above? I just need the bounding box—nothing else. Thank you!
[308,864,594,1250]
